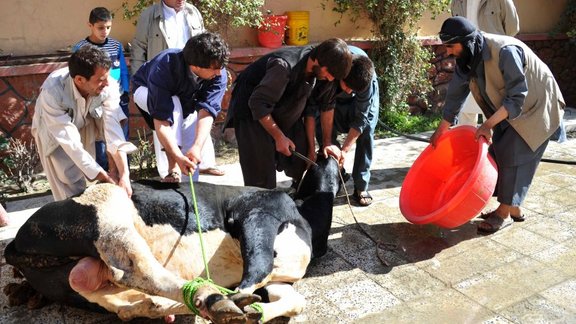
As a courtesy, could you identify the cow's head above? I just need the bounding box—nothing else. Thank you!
[294,154,342,258]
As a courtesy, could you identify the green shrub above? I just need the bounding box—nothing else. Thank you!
[328,0,450,133]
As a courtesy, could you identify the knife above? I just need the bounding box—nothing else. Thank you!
[289,147,319,167]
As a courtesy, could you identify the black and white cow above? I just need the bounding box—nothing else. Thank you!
[4,155,341,323]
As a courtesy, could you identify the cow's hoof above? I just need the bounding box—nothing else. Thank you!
[228,292,262,309]
[243,309,263,323]
[208,297,243,314]
[27,291,48,309]
[205,295,246,324]
[3,281,35,307]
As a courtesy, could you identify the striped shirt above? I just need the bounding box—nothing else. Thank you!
[73,37,130,94]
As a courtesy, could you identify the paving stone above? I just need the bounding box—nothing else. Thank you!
[360,289,495,323]
[522,216,575,243]
[532,238,576,276]
[489,226,558,256]
[539,279,576,314]
[423,239,523,285]
[322,279,401,320]
[454,257,568,311]
[368,264,447,302]
[2,134,576,323]
[498,294,576,323]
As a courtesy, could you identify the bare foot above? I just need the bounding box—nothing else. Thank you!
[161,171,181,183]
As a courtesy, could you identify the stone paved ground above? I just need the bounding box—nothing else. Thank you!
[1,110,576,323]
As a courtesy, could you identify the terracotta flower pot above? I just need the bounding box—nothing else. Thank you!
[257,15,288,48]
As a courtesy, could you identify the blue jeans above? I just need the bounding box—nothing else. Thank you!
[95,140,109,171]
[95,94,130,171]
[315,98,379,192]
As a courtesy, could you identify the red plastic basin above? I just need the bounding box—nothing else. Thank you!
[400,125,498,228]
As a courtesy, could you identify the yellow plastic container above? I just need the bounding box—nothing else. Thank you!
[285,11,309,45]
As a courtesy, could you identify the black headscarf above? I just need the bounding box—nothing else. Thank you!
[439,16,484,76]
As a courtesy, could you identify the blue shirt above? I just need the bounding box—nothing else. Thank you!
[73,37,130,94]
[443,43,527,124]
[132,49,227,124]
[336,46,379,133]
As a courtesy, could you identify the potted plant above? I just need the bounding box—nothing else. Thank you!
[257,10,288,48]
[122,0,266,40]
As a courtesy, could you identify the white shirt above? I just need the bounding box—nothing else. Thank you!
[31,68,135,179]
[466,0,480,27]
[162,1,190,49]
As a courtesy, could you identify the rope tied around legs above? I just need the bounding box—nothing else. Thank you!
[181,174,264,320]
[181,174,234,314]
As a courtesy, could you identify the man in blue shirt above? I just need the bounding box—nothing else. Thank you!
[132,32,229,182]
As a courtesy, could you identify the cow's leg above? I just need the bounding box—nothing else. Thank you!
[69,257,259,323]
[234,191,310,292]
[247,282,306,322]
[78,284,192,321]
[68,257,189,319]
[81,188,189,303]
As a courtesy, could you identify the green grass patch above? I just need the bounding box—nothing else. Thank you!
[376,109,442,139]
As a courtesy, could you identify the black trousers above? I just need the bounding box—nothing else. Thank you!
[234,118,308,189]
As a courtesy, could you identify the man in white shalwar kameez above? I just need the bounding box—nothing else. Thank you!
[32,46,136,201]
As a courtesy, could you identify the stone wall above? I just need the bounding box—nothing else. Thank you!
[421,34,576,114]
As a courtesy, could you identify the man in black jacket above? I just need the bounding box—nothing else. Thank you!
[225,38,352,189]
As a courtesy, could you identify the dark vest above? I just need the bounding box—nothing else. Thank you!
[226,46,314,131]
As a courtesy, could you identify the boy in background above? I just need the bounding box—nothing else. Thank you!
[73,7,130,171]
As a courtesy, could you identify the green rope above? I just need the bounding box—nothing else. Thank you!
[189,173,211,280]
[182,278,209,316]
[182,278,235,315]
[249,302,265,320]
[182,173,237,315]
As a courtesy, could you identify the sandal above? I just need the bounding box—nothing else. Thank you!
[352,190,373,207]
[477,212,513,234]
[199,167,225,176]
[161,171,181,183]
[479,211,525,222]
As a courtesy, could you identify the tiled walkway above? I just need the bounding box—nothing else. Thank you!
[2,111,576,323]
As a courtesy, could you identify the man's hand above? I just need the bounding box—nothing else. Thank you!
[175,154,199,176]
[475,123,493,143]
[430,120,451,148]
[275,134,295,156]
[306,147,317,168]
[323,145,343,166]
[94,170,116,185]
[117,176,133,198]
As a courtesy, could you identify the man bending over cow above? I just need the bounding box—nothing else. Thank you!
[305,46,379,206]
[32,46,136,201]
[132,32,229,183]
[224,38,352,189]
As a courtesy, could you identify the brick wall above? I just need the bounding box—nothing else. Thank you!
[420,34,576,114]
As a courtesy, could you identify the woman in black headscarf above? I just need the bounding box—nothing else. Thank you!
[430,17,565,234]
